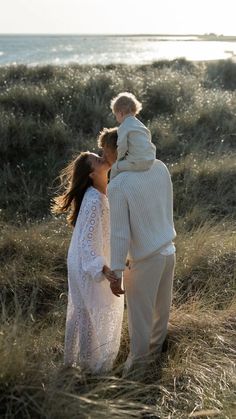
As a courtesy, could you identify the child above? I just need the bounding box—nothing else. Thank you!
[52,152,124,373]
[110,92,156,178]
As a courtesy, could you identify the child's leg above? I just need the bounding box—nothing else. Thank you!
[110,159,155,179]
[117,159,155,172]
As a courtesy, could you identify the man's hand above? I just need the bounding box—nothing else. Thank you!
[110,277,125,297]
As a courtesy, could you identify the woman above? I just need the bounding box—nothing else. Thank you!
[52,152,124,373]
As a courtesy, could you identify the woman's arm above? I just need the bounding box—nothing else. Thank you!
[80,196,106,282]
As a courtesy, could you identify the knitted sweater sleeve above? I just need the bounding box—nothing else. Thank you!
[108,182,130,271]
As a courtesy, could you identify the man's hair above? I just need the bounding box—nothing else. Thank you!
[110,92,142,115]
[97,127,118,150]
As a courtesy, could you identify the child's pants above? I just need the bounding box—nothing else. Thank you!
[110,158,155,179]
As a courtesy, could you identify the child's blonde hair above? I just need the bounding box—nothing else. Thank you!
[110,92,142,115]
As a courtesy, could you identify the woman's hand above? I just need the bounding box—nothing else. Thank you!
[103,266,125,296]
[103,265,118,283]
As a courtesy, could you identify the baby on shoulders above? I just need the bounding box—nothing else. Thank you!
[110,92,156,178]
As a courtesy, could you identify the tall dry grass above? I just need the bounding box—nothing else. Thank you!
[0,219,235,418]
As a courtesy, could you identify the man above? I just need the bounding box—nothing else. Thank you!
[98,127,176,373]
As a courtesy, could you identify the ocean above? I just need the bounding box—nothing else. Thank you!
[0,34,236,66]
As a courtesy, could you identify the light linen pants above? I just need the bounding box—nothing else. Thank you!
[123,251,176,370]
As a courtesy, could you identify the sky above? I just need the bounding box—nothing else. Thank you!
[0,0,235,35]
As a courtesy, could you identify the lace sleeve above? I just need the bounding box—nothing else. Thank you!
[80,195,106,282]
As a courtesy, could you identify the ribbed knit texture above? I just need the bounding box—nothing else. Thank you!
[108,160,176,271]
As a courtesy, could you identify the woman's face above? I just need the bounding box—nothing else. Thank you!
[88,153,110,179]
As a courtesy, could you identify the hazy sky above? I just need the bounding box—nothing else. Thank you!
[0,0,235,35]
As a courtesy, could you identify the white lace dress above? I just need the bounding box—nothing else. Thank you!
[64,186,124,373]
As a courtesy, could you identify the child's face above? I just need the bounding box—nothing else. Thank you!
[115,111,125,124]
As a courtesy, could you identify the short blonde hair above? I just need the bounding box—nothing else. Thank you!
[110,92,142,115]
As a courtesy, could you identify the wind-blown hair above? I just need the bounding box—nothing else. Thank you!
[52,152,93,226]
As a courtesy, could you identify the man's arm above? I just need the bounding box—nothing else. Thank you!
[108,182,130,276]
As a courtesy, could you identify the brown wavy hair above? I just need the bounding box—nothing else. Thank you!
[52,151,93,226]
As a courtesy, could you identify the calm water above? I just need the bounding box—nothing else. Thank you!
[0,35,236,66]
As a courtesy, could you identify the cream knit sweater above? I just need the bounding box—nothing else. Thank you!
[108,159,176,272]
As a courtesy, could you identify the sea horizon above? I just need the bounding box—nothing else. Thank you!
[1,33,236,66]
[1,33,236,37]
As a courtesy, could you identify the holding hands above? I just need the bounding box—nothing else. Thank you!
[103,266,125,297]
[110,277,125,297]
[103,265,117,282]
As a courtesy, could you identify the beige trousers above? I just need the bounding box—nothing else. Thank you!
[123,252,176,370]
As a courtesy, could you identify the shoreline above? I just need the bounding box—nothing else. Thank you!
[0,57,236,69]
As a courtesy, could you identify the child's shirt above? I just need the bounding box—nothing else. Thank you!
[117,115,156,163]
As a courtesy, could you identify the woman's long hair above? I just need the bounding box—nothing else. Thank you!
[52,152,93,226]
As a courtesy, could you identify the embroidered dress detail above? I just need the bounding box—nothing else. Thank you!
[64,187,124,373]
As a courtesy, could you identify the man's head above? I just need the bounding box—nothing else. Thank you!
[110,92,142,123]
[97,127,118,167]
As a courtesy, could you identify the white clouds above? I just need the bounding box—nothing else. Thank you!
[0,0,235,35]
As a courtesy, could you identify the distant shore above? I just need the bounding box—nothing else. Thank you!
[0,33,236,40]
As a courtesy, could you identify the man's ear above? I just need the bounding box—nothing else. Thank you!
[89,172,94,180]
